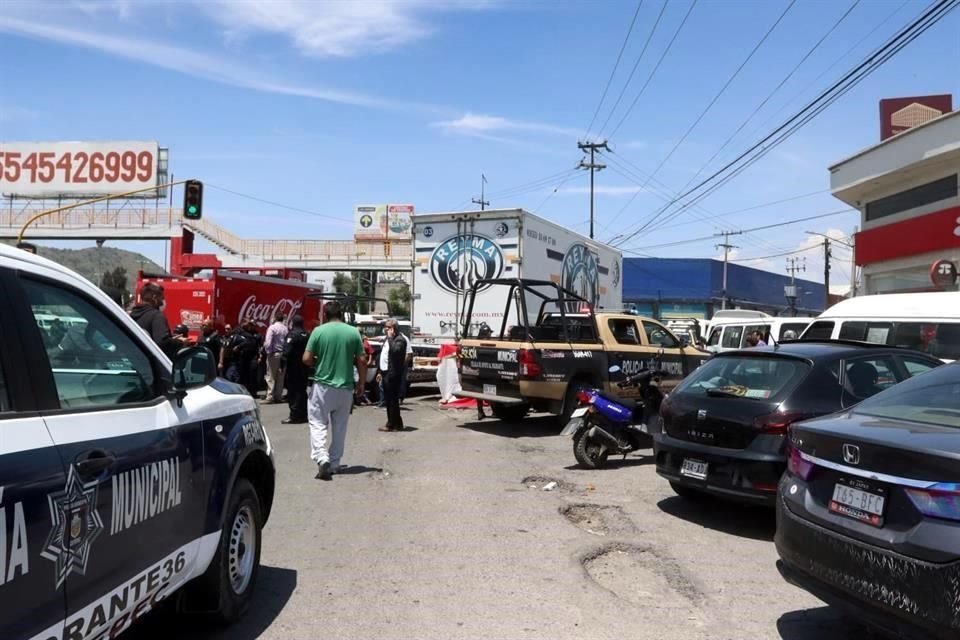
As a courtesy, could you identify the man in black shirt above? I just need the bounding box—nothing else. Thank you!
[197,318,222,365]
[129,283,186,359]
[281,315,310,424]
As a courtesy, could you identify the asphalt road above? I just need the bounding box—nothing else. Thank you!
[128,386,875,640]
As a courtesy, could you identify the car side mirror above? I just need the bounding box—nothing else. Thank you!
[171,346,217,402]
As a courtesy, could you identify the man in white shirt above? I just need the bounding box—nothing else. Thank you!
[262,311,289,403]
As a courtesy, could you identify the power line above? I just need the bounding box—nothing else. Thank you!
[612,0,958,247]
[606,0,700,139]
[584,0,645,139]
[716,0,910,169]
[639,0,860,236]
[533,171,582,214]
[731,244,820,262]
[619,207,857,252]
[649,188,830,233]
[596,0,670,136]
[204,183,349,222]
[642,0,798,188]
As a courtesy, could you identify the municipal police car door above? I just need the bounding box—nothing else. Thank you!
[0,270,69,640]
[11,273,201,639]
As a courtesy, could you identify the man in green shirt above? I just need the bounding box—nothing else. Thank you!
[302,301,367,480]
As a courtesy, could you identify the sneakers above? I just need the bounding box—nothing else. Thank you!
[315,461,332,481]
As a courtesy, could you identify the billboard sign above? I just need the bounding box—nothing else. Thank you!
[354,203,414,240]
[0,141,161,198]
[879,95,953,140]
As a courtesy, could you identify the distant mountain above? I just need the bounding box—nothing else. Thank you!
[5,244,166,286]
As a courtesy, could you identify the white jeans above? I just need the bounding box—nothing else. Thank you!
[308,384,354,467]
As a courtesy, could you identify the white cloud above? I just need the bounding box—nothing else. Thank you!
[0,16,439,113]
[434,112,580,138]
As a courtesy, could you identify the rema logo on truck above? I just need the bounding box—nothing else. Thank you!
[561,243,600,308]
[430,234,504,295]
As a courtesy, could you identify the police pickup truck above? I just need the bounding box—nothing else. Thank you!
[0,244,275,640]
[456,279,710,421]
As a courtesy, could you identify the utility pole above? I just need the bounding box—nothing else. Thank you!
[784,256,806,316]
[823,237,832,309]
[714,230,742,310]
[471,173,489,211]
[578,140,609,239]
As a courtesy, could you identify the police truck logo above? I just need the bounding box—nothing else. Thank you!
[561,243,600,307]
[359,214,373,228]
[41,466,104,588]
[430,234,504,295]
[494,222,509,238]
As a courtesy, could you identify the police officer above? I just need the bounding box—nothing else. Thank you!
[197,318,222,364]
[281,315,310,424]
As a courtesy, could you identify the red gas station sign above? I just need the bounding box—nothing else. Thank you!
[855,206,960,266]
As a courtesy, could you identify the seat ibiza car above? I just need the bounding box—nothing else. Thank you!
[777,362,960,640]
[0,244,275,639]
[654,341,941,505]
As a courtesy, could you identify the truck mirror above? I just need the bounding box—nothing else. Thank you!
[171,346,217,395]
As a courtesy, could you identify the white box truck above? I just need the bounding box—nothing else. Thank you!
[410,209,623,343]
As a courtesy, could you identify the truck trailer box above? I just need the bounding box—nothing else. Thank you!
[136,270,325,338]
[410,209,623,340]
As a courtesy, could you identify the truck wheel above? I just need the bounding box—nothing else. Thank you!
[201,478,263,624]
[573,427,609,469]
[490,403,529,421]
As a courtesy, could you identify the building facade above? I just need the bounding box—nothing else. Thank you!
[622,258,825,320]
[831,107,960,294]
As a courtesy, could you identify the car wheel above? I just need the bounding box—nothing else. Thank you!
[669,481,703,500]
[202,478,263,624]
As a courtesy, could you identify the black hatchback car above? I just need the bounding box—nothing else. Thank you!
[653,341,942,505]
[777,363,960,639]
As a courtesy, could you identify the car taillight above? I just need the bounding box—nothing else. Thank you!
[519,349,542,378]
[786,445,815,481]
[905,483,960,521]
[753,411,813,435]
[576,389,593,404]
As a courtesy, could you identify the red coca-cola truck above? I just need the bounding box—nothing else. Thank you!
[135,270,325,339]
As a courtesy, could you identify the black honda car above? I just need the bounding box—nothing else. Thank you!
[777,362,960,639]
[654,341,942,505]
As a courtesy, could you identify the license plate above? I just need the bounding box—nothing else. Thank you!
[571,407,588,418]
[560,417,584,437]
[680,458,708,480]
[829,479,886,527]
[483,384,496,396]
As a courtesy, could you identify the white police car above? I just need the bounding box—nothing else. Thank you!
[0,244,275,639]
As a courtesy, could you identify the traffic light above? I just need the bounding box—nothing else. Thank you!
[183,180,203,220]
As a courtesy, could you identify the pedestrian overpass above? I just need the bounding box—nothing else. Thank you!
[0,205,412,273]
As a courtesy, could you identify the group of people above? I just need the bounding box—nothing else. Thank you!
[129,284,411,483]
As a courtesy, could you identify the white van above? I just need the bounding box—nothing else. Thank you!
[799,291,960,361]
[704,310,813,354]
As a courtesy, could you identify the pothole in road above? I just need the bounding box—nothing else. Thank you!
[560,503,638,536]
[521,475,575,492]
[582,543,705,611]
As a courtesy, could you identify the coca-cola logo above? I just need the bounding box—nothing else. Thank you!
[238,295,303,328]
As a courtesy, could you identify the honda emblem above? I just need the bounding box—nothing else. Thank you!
[842,444,861,465]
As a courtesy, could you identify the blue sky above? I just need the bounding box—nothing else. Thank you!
[1,0,958,289]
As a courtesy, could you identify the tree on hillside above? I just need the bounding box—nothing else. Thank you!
[100,267,129,306]
[388,283,411,318]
